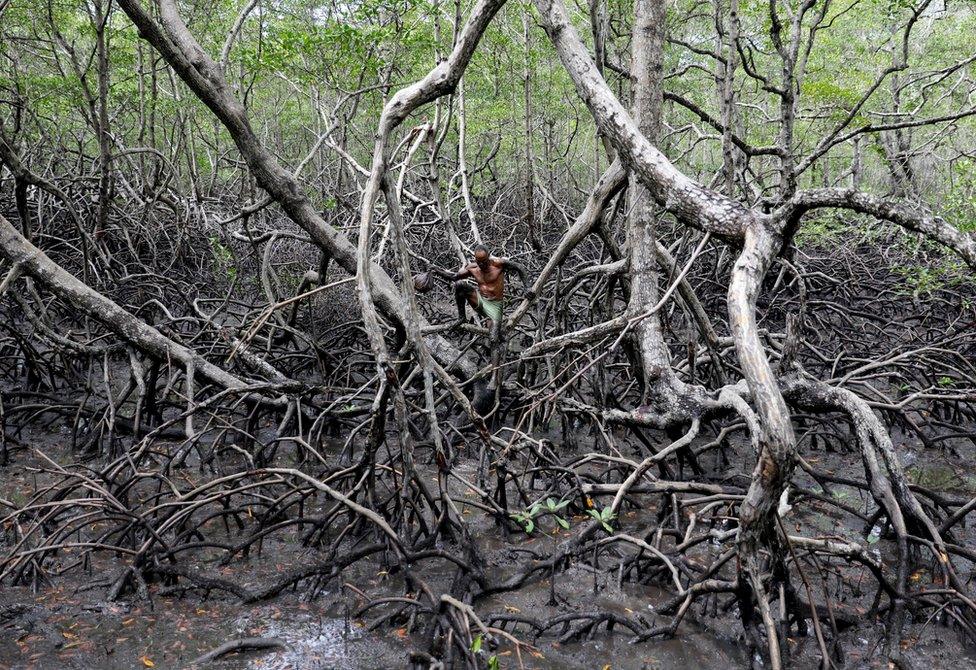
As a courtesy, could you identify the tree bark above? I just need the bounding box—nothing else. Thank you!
[626,0,673,401]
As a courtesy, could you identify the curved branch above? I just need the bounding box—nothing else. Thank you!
[664,91,781,157]
[532,0,754,239]
[788,188,976,269]
[507,159,626,327]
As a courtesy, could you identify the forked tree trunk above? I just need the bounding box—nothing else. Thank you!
[727,227,797,668]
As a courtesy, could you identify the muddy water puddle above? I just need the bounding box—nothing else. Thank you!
[0,586,404,669]
[225,607,402,669]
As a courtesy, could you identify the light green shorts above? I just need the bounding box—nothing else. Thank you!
[477,295,503,322]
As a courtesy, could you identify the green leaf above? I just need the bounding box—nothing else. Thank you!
[556,517,570,529]
[524,519,534,534]
[471,634,483,653]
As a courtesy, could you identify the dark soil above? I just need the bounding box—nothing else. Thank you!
[3,413,975,669]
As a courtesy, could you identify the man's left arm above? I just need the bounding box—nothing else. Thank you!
[501,258,534,300]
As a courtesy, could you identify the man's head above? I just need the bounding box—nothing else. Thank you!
[474,244,490,268]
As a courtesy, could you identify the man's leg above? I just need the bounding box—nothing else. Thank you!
[486,301,504,421]
[479,298,503,336]
[453,281,479,324]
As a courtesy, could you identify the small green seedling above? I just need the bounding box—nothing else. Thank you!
[511,497,571,534]
[544,497,571,530]
[510,508,536,534]
[470,634,499,670]
[586,506,617,533]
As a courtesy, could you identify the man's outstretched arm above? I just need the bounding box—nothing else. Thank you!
[432,265,472,281]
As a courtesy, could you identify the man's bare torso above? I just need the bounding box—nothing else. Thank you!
[464,258,505,301]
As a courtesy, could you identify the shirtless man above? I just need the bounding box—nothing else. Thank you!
[433,245,532,334]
